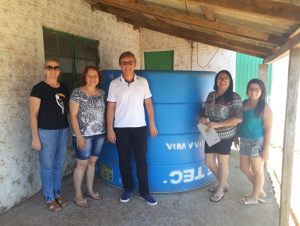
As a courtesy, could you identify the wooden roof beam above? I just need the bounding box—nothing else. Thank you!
[103,9,273,58]
[264,32,300,63]
[92,3,273,57]
[93,2,285,48]
[91,0,271,41]
[125,18,269,58]
[191,0,300,22]
[201,6,216,22]
[138,20,270,57]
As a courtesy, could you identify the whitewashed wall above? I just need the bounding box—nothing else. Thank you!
[139,29,236,80]
[0,0,139,213]
[0,1,237,213]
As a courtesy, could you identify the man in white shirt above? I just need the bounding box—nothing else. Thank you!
[106,51,158,206]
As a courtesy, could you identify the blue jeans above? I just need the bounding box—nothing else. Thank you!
[72,134,105,160]
[38,128,69,202]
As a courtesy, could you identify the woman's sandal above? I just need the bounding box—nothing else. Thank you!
[73,198,90,208]
[241,194,266,203]
[208,186,228,193]
[210,193,225,202]
[55,196,68,207]
[240,197,259,205]
[84,192,102,200]
[46,200,62,212]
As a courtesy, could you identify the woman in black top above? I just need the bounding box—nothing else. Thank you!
[199,70,242,202]
[29,59,69,212]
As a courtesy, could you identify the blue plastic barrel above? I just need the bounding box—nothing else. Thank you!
[97,70,216,192]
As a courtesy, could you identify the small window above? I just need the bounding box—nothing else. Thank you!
[43,27,99,91]
[144,51,174,70]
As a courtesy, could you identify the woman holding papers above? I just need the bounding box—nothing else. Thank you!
[199,70,242,202]
[234,79,272,205]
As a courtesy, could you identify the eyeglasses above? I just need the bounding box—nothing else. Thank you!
[248,88,261,93]
[120,61,135,66]
[45,65,60,71]
[217,77,229,81]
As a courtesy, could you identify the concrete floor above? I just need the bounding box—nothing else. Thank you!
[0,150,279,226]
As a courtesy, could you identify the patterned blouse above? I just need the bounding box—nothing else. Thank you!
[202,91,243,139]
[70,88,106,136]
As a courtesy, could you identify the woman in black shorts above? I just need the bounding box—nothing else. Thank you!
[199,70,242,202]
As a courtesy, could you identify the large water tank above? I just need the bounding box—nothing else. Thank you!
[97,70,215,192]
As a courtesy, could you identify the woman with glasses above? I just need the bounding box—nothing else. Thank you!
[29,59,69,212]
[234,79,272,205]
[69,66,106,208]
[199,70,243,202]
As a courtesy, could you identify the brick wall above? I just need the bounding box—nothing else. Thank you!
[139,29,236,77]
[0,0,139,213]
[0,1,236,213]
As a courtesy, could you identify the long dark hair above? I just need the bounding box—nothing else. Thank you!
[246,78,266,117]
[213,70,234,103]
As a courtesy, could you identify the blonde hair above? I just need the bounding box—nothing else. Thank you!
[44,58,60,68]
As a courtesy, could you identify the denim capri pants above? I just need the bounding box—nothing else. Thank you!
[72,134,105,160]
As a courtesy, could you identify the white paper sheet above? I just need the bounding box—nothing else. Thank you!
[197,123,221,147]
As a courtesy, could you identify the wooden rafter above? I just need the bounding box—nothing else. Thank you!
[125,18,271,58]
[201,6,216,22]
[91,0,271,41]
[264,32,300,63]
[93,3,273,58]
[190,0,300,22]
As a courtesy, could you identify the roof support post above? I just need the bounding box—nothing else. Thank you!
[259,64,269,89]
[279,47,300,226]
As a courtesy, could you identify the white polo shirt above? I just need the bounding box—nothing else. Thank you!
[107,74,152,128]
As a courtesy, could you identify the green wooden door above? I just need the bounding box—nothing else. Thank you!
[144,51,174,70]
[236,53,272,100]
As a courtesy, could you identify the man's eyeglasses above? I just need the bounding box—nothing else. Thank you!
[45,65,60,71]
[120,61,135,66]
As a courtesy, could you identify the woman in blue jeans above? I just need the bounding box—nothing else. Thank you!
[30,58,69,212]
[69,66,106,208]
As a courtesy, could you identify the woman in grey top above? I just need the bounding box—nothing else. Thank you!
[69,66,106,208]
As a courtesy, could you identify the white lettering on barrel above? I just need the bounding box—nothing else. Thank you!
[169,170,183,184]
[168,167,206,184]
[165,141,204,150]
[183,169,194,183]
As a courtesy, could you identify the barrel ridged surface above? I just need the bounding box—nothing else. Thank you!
[97,70,215,192]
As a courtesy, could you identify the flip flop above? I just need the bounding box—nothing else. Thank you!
[240,197,259,205]
[241,194,266,203]
[208,186,228,193]
[84,192,102,200]
[210,193,224,202]
[73,198,90,208]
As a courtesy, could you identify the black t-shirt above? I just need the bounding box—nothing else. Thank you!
[30,81,69,129]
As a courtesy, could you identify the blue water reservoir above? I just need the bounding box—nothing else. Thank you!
[98,70,215,192]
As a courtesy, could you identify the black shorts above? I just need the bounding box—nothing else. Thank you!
[205,138,234,155]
